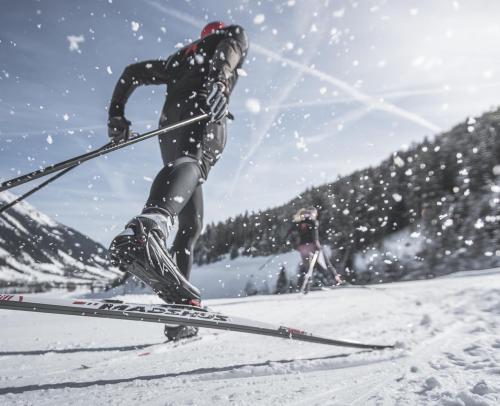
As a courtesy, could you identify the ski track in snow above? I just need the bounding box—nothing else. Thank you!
[1,269,499,405]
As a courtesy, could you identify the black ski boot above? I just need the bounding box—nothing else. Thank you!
[164,324,199,341]
[108,213,201,304]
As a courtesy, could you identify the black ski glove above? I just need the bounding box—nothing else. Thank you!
[206,82,228,122]
[108,116,131,143]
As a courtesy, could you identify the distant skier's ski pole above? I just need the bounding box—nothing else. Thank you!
[300,250,320,293]
[0,113,209,193]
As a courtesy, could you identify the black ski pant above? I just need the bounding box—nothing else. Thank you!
[142,114,226,280]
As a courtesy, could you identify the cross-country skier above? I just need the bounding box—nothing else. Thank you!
[107,21,249,340]
[287,207,342,291]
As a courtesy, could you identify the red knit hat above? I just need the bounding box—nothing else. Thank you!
[201,21,225,38]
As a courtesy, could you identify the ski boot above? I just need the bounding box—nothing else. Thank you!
[164,324,199,341]
[108,213,201,304]
[163,297,203,341]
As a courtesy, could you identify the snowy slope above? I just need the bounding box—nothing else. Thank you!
[0,191,120,287]
[1,267,499,405]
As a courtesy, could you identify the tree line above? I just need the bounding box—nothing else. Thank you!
[194,108,500,283]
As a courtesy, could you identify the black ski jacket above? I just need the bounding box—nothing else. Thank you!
[287,218,320,247]
[108,25,249,123]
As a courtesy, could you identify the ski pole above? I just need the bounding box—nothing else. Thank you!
[0,113,209,192]
[0,141,113,214]
[300,250,320,293]
[0,166,74,214]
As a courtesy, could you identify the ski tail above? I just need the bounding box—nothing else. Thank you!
[0,294,394,350]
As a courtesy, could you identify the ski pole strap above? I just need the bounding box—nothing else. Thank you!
[0,113,209,192]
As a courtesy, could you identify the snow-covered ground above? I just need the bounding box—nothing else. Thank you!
[1,268,499,405]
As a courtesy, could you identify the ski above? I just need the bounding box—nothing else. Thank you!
[0,294,394,350]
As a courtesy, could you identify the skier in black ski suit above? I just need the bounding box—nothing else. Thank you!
[287,208,342,291]
[107,22,248,338]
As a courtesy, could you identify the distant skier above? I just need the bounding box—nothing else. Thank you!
[107,21,248,340]
[287,207,342,291]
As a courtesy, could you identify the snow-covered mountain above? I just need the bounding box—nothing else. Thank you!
[0,191,120,288]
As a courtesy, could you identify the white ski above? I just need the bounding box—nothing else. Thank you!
[0,294,394,350]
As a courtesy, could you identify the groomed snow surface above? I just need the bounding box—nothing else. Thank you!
[1,268,500,405]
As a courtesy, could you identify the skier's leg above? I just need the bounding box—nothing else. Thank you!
[295,245,307,291]
[316,249,332,286]
[171,184,203,279]
[158,174,203,339]
[318,247,341,285]
[296,262,306,292]
[143,157,203,218]
[109,158,205,304]
[297,244,316,291]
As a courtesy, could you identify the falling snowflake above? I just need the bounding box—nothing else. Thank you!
[394,156,405,167]
[253,14,265,25]
[67,35,84,52]
[245,98,261,114]
[392,193,402,202]
[296,137,307,152]
[443,219,454,229]
[173,196,184,203]
[236,68,247,76]
[333,8,345,18]
[131,21,140,32]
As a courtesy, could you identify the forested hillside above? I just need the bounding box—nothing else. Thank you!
[194,108,500,282]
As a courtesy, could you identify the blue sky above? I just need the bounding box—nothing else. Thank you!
[1,0,500,244]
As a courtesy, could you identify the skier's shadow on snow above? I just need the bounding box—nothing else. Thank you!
[0,342,164,356]
[0,350,380,395]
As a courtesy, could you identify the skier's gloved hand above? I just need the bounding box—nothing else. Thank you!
[108,116,131,143]
[206,82,227,122]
